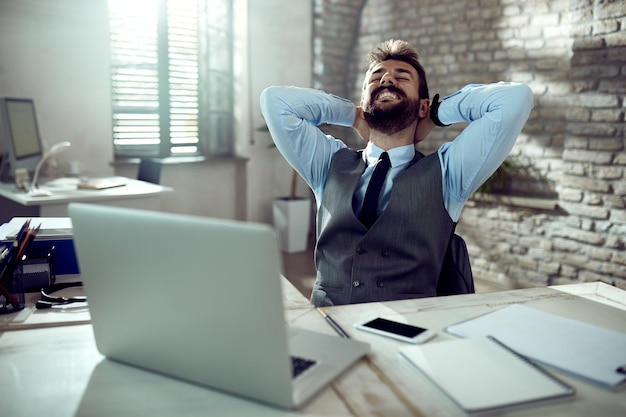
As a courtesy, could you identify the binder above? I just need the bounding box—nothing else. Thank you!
[399,336,575,413]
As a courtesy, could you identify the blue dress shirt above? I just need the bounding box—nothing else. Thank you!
[260,82,534,222]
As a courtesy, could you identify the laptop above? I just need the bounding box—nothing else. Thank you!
[68,203,369,409]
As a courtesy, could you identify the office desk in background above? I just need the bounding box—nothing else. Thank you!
[1,281,625,417]
[0,177,172,222]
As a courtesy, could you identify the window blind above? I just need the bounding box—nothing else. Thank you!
[109,0,233,158]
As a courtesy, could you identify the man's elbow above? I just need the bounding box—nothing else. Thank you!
[260,86,280,115]
[500,83,534,124]
[514,83,535,114]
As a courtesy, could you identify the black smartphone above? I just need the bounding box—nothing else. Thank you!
[355,317,436,344]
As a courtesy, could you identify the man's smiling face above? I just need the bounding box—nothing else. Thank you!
[361,59,423,135]
[362,59,421,108]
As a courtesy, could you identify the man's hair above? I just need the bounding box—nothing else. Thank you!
[365,39,429,99]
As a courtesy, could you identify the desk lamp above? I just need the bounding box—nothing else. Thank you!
[29,141,72,197]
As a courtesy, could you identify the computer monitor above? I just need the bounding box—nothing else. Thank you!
[0,97,44,182]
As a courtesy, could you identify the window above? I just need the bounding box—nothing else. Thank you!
[108,0,233,158]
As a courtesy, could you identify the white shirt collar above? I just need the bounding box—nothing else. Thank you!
[363,142,415,168]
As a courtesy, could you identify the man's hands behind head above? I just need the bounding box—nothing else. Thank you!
[353,106,370,141]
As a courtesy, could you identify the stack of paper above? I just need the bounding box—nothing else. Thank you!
[447,304,626,387]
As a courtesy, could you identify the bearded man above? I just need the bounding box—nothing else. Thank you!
[260,39,534,307]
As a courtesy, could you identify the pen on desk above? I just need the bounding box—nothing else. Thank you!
[316,307,350,339]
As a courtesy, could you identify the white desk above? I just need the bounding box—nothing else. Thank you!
[0,177,172,222]
[1,281,625,416]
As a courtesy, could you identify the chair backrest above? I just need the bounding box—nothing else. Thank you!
[137,158,162,184]
[436,233,475,296]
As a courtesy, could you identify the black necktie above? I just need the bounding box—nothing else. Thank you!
[360,152,391,228]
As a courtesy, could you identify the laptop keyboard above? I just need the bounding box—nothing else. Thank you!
[291,355,317,379]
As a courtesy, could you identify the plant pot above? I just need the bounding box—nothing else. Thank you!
[272,197,312,253]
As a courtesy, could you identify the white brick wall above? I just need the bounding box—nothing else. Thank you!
[313,0,626,290]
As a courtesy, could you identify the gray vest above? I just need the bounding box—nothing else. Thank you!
[312,148,454,306]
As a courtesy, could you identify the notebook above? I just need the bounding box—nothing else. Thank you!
[68,203,369,409]
[399,336,575,413]
[447,304,626,387]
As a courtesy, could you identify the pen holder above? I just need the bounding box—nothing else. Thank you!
[0,262,25,314]
[0,246,54,314]
[21,246,56,292]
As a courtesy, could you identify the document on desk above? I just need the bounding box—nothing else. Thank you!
[2,217,73,240]
[400,336,575,413]
[77,178,126,190]
[447,304,626,388]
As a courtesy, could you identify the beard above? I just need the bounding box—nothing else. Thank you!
[364,86,421,135]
